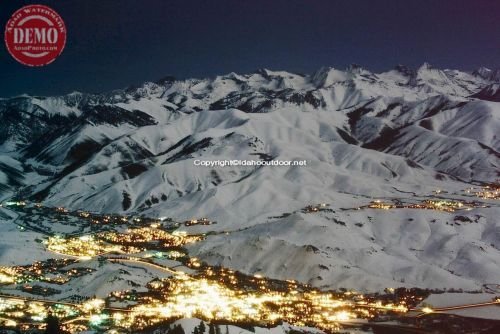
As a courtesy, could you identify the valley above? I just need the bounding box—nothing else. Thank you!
[1,63,500,333]
[0,202,499,333]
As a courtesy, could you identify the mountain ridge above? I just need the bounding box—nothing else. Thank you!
[1,63,499,291]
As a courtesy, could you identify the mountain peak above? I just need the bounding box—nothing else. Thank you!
[418,62,433,71]
[346,63,363,73]
[474,66,491,75]
[394,64,415,77]
[254,68,277,77]
[312,67,349,87]
[155,76,176,85]
[472,67,500,82]
[253,68,297,79]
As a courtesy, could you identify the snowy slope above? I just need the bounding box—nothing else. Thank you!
[1,63,499,291]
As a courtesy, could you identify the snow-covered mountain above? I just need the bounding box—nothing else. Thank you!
[1,63,499,291]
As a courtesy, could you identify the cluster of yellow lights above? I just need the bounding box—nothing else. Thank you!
[365,198,480,212]
[120,272,408,332]
[464,185,500,200]
[423,199,466,212]
[0,259,78,285]
[42,226,201,262]
[129,276,352,331]
[44,235,130,258]
[0,268,410,333]
[185,218,213,226]
[0,270,16,284]
[303,203,329,213]
[368,200,394,210]
[0,297,80,330]
[100,226,203,248]
[82,298,105,313]
[44,226,199,258]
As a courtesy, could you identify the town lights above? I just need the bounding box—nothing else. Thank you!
[83,299,105,313]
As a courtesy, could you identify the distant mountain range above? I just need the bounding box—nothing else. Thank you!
[1,63,499,291]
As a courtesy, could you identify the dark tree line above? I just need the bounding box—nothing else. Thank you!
[168,324,185,334]
[45,314,61,334]
[193,321,229,334]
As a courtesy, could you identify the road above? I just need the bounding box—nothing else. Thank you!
[107,256,179,275]
[410,300,500,317]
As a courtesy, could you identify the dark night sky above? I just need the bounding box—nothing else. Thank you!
[0,0,499,97]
